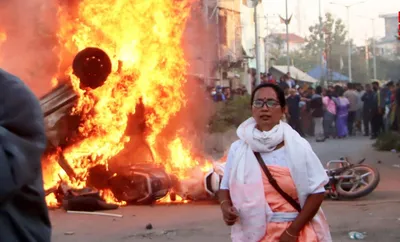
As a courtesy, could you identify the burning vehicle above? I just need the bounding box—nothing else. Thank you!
[38,0,218,209]
[42,46,217,208]
[42,47,172,206]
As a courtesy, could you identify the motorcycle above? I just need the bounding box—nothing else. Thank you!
[324,158,380,200]
[203,158,380,200]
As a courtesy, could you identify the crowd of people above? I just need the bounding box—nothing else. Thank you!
[284,81,400,142]
[209,85,247,102]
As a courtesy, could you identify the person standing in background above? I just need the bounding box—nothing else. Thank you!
[344,83,359,136]
[355,84,365,133]
[362,84,375,137]
[304,87,315,137]
[286,88,305,136]
[266,73,276,84]
[0,69,51,242]
[286,72,296,88]
[383,81,396,132]
[396,81,400,131]
[370,81,384,139]
[213,86,226,102]
[336,86,350,138]
[322,90,337,139]
[310,86,325,142]
[278,75,290,90]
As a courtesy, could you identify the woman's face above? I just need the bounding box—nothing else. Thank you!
[252,87,285,131]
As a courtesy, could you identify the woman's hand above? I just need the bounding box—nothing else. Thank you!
[220,202,239,226]
[279,229,298,242]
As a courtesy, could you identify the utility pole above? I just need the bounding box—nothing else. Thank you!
[204,0,209,86]
[318,0,325,86]
[265,15,269,73]
[254,6,261,86]
[365,36,370,81]
[215,1,222,83]
[285,0,290,73]
[357,14,378,81]
[330,1,370,83]
[371,18,377,80]
[346,6,352,83]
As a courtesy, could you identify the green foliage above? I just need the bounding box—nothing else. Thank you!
[287,12,399,83]
[374,56,400,81]
[276,50,316,73]
[305,12,347,57]
[269,35,285,59]
[373,132,400,151]
[208,95,252,133]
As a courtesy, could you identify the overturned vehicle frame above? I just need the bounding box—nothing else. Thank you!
[42,47,173,206]
[42,47,219,206]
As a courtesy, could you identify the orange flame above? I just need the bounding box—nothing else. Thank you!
[0,29,6,63]
[43,0,211,206]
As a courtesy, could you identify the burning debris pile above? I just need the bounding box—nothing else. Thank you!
[40,0,221,209]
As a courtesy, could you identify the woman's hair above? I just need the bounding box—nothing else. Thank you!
[326,90,333,99]
[251,83,286,108]
[336,86,345,97]
[315,86,322,95]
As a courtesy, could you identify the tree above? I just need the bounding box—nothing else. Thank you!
[275,50,316,73]
[304,12,349,75]
[304,12,347,58]
[268,34,285,60]
[357,38,400,81]
[302,13,371,83]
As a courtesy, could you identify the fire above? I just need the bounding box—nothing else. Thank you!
[0,30,5,45]
[158,194,189,204]
[43,0,212,206]
[0,29,6,62]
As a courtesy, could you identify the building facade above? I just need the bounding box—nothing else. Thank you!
[183,0,243,86]
[377,13,400,57]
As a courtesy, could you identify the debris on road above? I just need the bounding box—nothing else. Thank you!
[146,223,153,230]
[64,232,75,236]
[67,210,123,218]
[348,231,366,240]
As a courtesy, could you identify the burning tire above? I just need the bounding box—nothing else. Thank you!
[72,47,112,89]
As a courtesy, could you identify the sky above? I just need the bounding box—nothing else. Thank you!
[261,0,400,46]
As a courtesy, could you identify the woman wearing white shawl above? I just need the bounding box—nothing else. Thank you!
[219,83,332,242]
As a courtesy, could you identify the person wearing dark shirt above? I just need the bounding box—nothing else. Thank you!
[286,89,304,136]
[0,69,51,242]
[361,84,374,136]
[396,82,400,130]
[278,75,290,90]
[213,86,226,102]
[302,87,314,136]
[370,81,384,139]
[310,86,325,142]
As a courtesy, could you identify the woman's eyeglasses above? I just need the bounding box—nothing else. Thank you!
[252,99,280,109]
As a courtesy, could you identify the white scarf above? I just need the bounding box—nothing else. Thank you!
[229,118,332,242]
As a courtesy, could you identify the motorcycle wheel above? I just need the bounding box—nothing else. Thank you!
[335,165,380,199]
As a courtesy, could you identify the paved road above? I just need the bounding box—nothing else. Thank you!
[51,136,400,242]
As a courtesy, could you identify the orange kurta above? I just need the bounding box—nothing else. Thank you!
[260,165,318,242]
